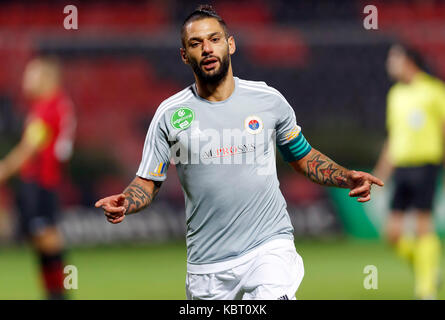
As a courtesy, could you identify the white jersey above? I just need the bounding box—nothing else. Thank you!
[137,77,311,266]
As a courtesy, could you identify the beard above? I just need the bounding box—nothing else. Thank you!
[189,51,230,85]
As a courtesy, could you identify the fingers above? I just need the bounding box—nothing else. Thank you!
[95,197,117,208]
[350,183,371,202]
[102,204,126,214]
[349,182,371,197]
[368,174,384,187]
[95,199,104,208]
[104,208,125,224]
[349,173,378,203]
[95,194,126,212]
[351,171,385,187]
[107,215,125,224]
[348,172,385,203]
[104,210,123,219]
[95,194,126,207]
[95,194,127,224]
[357,193,371,202]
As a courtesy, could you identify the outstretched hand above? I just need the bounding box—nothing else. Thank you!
[95,194,127,224]
[347,170,384,202]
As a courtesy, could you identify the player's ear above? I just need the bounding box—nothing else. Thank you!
[180,48,189,65]
[228,36,236,55]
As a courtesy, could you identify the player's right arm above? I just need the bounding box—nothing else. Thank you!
[95,177,162,224]
[95,102,172,224]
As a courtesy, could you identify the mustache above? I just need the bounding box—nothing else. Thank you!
[200,56,220,67]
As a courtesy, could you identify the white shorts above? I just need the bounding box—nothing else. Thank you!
[186,239,304,300]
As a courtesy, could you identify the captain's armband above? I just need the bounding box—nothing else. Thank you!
[277,133,312,162]
[24,119,51,149]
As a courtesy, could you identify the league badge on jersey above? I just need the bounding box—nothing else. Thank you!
[171,107,195,130]
[244,115,263,135]
[149,162,167,177]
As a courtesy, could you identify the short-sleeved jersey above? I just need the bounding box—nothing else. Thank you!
[137,77,308,265]
[387,72,445,167]
[20,91,76,189]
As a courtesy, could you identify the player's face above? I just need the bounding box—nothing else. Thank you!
[22,60,45,98]
[181,18,236,84]
[386,45,408,81]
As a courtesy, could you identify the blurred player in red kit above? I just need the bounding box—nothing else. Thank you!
[0,56,76,299]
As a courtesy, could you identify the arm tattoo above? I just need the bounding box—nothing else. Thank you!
[304,152,349,188]
[123,180,161,214]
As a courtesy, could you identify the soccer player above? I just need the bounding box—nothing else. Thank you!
[373,44,445,300]
[0,56,76,299]
[96,5,383,300]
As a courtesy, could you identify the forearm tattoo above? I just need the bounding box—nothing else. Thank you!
[123,180,161,214]
[304,151,350,188]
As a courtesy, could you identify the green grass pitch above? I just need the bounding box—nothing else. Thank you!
[1,239,444,300]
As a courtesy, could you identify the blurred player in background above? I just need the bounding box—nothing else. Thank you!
[96,5,383,300]
[0,56,76,299]
[374,44,445,299]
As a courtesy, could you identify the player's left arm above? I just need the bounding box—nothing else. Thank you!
[0,118,50,184]
[289,148,384,202]
[273,91,383,202]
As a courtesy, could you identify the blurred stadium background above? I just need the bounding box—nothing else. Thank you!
[1,0,445,299]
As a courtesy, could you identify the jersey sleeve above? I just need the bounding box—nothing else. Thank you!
[136,114,171,181]
[275,95,312,162]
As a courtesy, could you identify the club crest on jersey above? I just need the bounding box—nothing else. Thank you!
[244,116,263,135]
[171,107,195,130]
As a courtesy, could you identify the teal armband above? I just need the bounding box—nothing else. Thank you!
[277,133,312,162]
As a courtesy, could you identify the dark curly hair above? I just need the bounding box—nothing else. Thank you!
[181,4,229,48]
